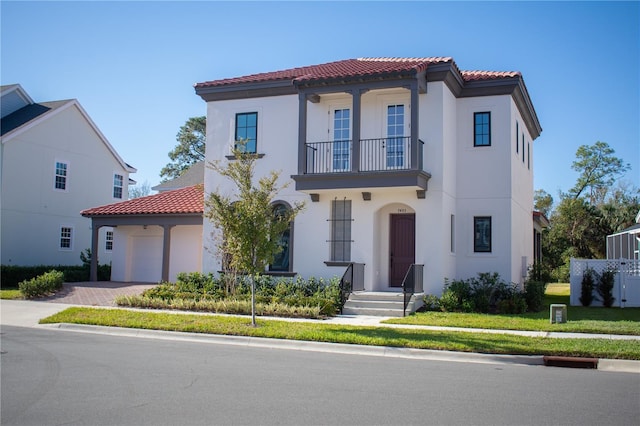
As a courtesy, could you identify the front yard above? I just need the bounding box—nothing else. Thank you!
[385,284,640,335]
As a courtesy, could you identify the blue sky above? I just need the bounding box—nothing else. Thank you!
[2,1,638,201]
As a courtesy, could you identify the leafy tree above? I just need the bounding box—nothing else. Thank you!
[160,116,206,181]
[539,142,637,281]
[534,189,553,216]
[568,141,630,204]
[128,181,152,199]
[204,145,304,326]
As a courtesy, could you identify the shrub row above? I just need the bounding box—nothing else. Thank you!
[18,270,65,298]
[423,272,547,314]
[134,272,342,317]
[1,264,111,288]
[115,295,324,319]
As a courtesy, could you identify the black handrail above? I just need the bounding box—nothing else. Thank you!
[402,264,424,316]
[339,263,354,314]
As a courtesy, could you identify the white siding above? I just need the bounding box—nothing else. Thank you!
[1,103,130,266]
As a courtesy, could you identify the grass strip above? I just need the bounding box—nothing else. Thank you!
[0,289,23,300]
[387,284,640,335]
[40,307,640,360]
[384,310,640,335]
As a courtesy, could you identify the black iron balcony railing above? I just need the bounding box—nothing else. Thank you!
[304,137,423,174]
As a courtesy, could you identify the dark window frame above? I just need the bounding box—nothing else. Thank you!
[473,216,492,253]
[235,112,258,154]
[474,112,491,147]
[328,198,353,262]
[268,202,293,273]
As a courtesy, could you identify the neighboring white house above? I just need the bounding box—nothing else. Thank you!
[194,57,542,297]
[1,84,135,266]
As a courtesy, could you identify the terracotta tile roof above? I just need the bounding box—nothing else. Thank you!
[461,70,521,81]
[195,57,519,88]
[81,184,204,216]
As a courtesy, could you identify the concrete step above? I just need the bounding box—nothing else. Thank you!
[342,292,424,317]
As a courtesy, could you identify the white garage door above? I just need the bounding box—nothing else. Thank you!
[130,235,163,283]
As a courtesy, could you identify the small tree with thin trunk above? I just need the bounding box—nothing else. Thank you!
[204,145,304,326]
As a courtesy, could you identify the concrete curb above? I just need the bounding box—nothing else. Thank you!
[41,322,545,367]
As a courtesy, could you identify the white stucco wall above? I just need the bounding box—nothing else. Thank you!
[202,81,535,293]
[169,225,203,281]
[1,103,130,266]
[112,225,202,283]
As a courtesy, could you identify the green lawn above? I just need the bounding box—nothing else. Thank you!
[385,284,640,335]
[40,307,640,360]
[0,289,23,300]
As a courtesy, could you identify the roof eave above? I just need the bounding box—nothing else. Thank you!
[195,80,296,102]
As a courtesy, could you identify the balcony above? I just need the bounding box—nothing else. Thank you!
[292,136,431,193]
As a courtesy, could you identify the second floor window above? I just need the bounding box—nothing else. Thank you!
[55,161,68,190]
[235,112,258,153]
[474,112,491,147]
[332,109,350,171]
[387,104,405,168]
[113,174,124,199]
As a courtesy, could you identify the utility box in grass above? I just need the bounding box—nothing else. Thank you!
[550,304,567,324]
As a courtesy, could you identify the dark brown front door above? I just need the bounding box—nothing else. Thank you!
[389,213,415,287]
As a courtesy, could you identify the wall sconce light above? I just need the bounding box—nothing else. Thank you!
[310,193,320,202]
[362,192,371,201]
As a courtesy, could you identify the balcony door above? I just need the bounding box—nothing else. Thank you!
[331,107,351,172]
[386,104,408,169]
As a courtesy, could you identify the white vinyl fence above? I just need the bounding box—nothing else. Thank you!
[570,258,640,307]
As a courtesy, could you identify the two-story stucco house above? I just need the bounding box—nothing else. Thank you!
[194,57,542,304]
[1,84,136,267]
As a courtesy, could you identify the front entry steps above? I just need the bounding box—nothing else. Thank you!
[341,291,424,317]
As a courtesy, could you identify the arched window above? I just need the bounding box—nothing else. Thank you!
[269,202,293,272]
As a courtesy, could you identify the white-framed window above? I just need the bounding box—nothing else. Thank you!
[332,108,351,171]
[54,161,68,191]
[60,226,73,251]
[386,104,406,168]
[113,174,124,199]
[105,230,114,252]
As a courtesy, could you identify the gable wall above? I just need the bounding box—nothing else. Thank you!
[1,104,130,266]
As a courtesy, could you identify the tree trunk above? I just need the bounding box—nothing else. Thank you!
[250,275,256,327]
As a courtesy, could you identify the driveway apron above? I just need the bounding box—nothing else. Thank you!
[35,281,156,306]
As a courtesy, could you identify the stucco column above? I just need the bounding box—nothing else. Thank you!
[410,80,420,170]
[90,223,100,281]
[161,225,175,282]
[297,92,308,174]
[350,89,362,172]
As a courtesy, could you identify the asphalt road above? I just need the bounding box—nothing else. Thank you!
[1,325,639,426]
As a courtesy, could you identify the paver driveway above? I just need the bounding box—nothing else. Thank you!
[36,281,156,306]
